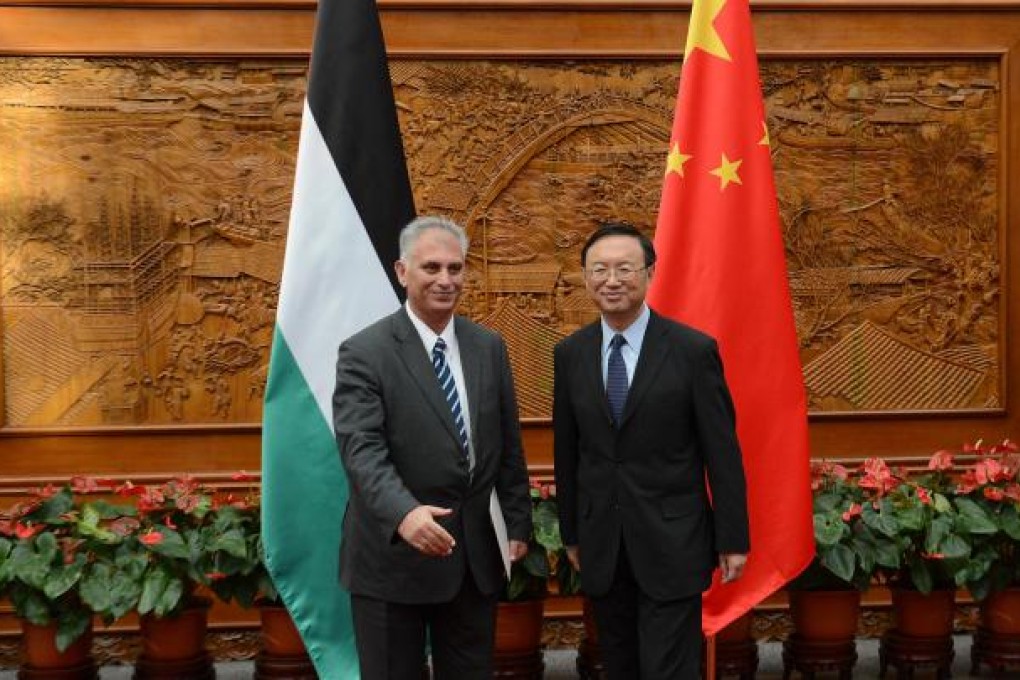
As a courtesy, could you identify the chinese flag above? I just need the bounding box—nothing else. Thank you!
[647,0,814,635]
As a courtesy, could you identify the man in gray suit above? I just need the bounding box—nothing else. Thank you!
[332,215,532,679]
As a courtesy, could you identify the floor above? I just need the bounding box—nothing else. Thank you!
[0,634,1006,678]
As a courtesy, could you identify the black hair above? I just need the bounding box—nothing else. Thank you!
[580,222,657,268]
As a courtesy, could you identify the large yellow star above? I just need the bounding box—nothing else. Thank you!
[709,153,743,190]
[685,0,732,62]
[665,142,693,177]
[758,121,770,147]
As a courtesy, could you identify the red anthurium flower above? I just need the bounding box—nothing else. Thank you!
[34,484,58,499]
[916,487,933,505]
[14,523,43,539]
[1004,485,1020,502]
[859,458,898,496]
[841,503,863,522]
[984,487,1006,502]
[140,530,164,546]
[964,439,987,454]
[138,487,166,512]
[71,476,103,494]
[116,481,144,497]
[206,571,228,581]
[922,552,945,560]
[164,516,177,530]
[928,451,954,472]
[991,439,1019,454]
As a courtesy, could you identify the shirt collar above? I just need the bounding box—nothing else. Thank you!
[600,304,650,353]
[405,302,456,352]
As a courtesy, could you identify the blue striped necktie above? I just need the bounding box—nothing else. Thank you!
[607,333,628,426]
[432,338,470,464]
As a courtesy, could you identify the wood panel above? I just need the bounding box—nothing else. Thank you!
[0,0,1018,485]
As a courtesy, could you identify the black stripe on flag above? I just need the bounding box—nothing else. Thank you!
[306,0,415,300]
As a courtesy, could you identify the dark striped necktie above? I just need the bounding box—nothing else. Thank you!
[606,333,628,426]
[432,338,470,463]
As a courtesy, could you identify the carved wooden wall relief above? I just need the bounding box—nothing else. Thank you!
[0,57,1000,427]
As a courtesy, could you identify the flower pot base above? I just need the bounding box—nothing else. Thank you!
[133,651,215,680]
[971,627,1020,675]
[254,651,318,679]
[18,660,98,680]
[704,634,759,679]
[492,649,543,679]
[782,634,856,680]
[879,630,953,679]
[575,637,607,680]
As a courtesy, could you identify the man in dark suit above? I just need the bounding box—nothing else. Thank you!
[554,223,750,679]
[332,215,532,679]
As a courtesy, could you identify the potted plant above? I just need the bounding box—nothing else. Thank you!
[0,484,98,677]
[495,479,565,678]
[781,461,874,678]
[929,439,1020,655]
[108,475,218,677]
[211,474,315,677]
[788,462,871,642]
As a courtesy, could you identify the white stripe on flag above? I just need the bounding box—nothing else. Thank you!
[278,99,400,421]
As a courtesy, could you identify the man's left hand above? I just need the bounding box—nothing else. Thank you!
[509,540,528,562]
[719,553,748,583]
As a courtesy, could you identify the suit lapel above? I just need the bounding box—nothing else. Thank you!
[580,323,613,427]
[392,309,462,449]
[619,311,670,428]
[455,317,483,458]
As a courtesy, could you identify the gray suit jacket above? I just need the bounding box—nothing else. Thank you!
[333,307,532,603]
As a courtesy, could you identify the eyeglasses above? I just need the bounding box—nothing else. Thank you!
[585,264,649,282]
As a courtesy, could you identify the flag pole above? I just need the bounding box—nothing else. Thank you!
[706,633,717,680]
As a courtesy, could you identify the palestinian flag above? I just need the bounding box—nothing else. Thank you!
[261,0,415,675]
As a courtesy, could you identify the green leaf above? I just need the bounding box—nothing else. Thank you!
[520,547,549,580]
[209,530,249,560]
[138,567,171,616]
[933,493,953,514]
[34,488,74,522]
[155,577,185,618]
[820,543,855,583]
[939,534,970,560]
[533,502,563,552]
[55,609,90,653]
[144,529,190,560]
[909,559,934,594]
[897,501,925,532]
[43,558,84,600]
[999,505,1020,540]
[955,498,998,534]
[813,513,846,547]
[863,504,899,538]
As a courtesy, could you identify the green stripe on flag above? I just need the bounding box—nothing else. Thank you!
[262,327,358,679]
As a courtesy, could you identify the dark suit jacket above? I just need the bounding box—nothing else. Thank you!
[332,308,532,604]
[553,310,750,601]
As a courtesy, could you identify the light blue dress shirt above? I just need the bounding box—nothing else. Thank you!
[600,304,650,388]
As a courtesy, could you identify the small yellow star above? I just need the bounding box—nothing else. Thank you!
[758,121,770,147]
[665,142,693,178]
[685,0,732,62]
[709,153,743,190]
